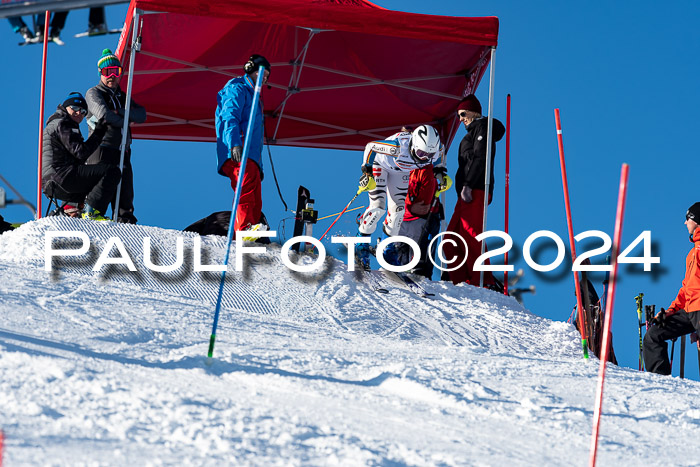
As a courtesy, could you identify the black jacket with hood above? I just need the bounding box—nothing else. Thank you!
[41,105,107,188]
[454,116,506,198]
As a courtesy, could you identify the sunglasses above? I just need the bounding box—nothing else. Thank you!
[458,110,469,118]
[687,212,695,221]
[100,66,122,78]
[68,105,87,116]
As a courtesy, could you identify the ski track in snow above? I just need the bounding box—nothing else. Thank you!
[1,218,700,465]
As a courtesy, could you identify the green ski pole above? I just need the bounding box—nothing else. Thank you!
[635,293,644,371]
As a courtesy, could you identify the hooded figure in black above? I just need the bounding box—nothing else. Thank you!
[42,92,120,219]
[442,94,505,287]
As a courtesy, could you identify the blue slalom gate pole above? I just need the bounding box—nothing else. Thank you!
[207,66,266,360]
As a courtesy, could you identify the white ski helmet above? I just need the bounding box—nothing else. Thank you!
[410,125,441,164]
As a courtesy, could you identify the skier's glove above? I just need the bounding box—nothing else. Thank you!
[93,117,108,133]
[230,145,243,163]
[358,172,376,193]
[432,166,447,176]
[436,174,453,196]
[651,308,666,328]
[460,186,473,203]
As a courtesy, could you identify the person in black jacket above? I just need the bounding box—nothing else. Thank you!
[442,94,505,287]
[85,48,146,224]
[42,92,120,220]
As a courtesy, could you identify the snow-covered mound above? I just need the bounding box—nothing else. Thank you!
[1,218,699,465]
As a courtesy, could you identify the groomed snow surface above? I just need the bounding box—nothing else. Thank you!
[1,218,700,466]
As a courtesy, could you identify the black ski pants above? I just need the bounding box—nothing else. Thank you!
[87,146,137,223]
[61,162,121,215]
[643,309,700,375]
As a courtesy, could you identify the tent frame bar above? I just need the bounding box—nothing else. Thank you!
[272,28,320,140]
[114,7,142,221]
[479,46,497,287]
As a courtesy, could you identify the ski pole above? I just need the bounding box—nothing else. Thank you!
[318,189,362,242]
[316,205,365,222]
[207,66,266,361]
[670,338,677,372]
[680,334,686,379]
[635,293,644,371]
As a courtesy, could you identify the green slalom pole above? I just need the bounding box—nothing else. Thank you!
[207,66,266,361]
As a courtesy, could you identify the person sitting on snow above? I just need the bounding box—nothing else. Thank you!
[355,124,445,270]
[215,54,271,240]
[42,92,120,220]
[643,202,700,375]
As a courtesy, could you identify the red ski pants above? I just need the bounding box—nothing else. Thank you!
[221,159,262,232]
[443,189,494,286]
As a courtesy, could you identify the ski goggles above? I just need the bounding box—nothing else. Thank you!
[413,149,435,161]
[100,66,122,78]
[68,105,87,115]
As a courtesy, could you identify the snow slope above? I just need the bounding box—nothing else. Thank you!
[1,218,700,466]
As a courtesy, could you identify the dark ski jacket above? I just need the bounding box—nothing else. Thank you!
[41,106,107,188]
[454,116,506,198]
[85,81,146,149]
[667,226,700,315]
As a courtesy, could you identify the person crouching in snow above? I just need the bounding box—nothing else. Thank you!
[644,203,700,375]
[215,54,270,240]
[42,92,119,221]
[441,94,505,287]
[355,124,444,270]
[385,163,451,279]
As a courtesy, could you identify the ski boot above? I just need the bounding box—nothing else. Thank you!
[355,234,372,271]
[240,223,268,242]
[81,205,110,221]
[18,26,34,42]
[88,23,108,35]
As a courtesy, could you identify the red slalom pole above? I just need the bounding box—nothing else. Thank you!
[504,94,511,295]
[589,163,629,467]
[555,109,588,359]
[36,10,51,220]
[318,189,361,242]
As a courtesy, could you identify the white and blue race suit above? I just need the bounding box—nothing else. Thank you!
[358,131,444,236]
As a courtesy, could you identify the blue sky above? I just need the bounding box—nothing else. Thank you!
[2,1,699,378]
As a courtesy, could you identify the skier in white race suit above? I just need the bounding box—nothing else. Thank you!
[355,124,444,269]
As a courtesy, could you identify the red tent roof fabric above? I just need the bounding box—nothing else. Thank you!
[116,0,498,151]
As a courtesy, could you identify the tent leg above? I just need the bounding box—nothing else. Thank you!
[480,46,496,287]
[114,8,143,221]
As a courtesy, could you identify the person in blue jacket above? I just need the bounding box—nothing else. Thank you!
[215,54,270,236]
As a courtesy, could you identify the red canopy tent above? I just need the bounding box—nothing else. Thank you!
[114,0,499,151]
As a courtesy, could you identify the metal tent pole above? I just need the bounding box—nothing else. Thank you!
[479,47,496,287]
[113,8,142,221]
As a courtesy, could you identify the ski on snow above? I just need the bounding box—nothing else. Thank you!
[380,269,435,298]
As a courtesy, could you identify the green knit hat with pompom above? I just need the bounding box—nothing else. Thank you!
[97,48,121,70]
